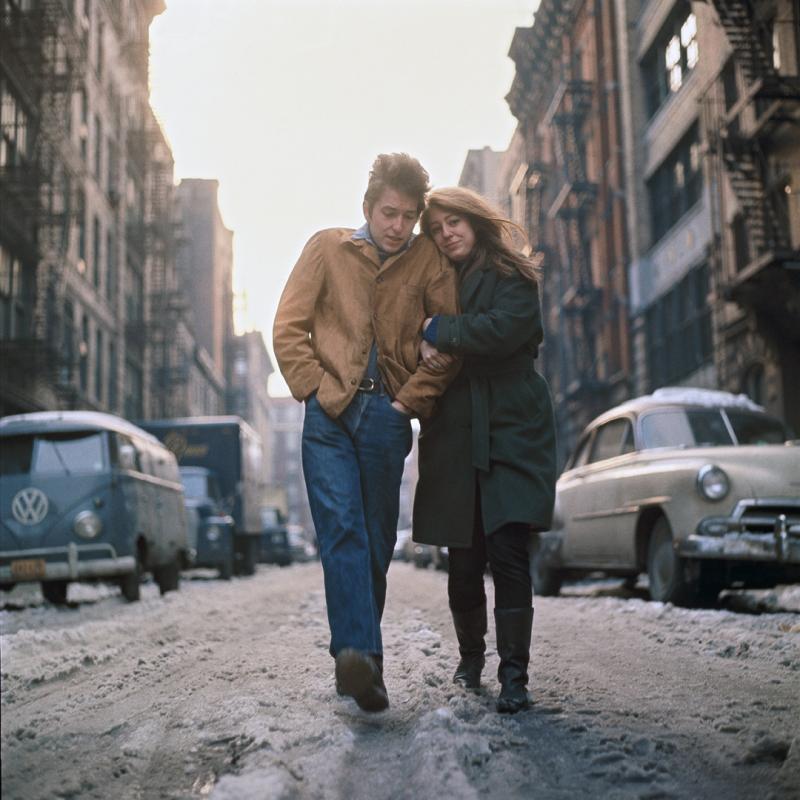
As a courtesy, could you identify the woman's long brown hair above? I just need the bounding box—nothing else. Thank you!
[420,187,542,284]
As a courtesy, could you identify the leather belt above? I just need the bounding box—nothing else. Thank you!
[357,377,380,393]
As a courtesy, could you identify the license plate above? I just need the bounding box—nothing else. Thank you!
[10,558,46,580]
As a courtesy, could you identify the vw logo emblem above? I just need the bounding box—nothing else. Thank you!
[11,487,49,526]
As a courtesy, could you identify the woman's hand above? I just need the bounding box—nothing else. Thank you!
[420,340,455,373]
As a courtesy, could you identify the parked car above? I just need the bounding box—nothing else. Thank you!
[258,506,291,566]
[140,417,263,576]
[530,388,800,605]
[179,466,236,579]
[0,411,190,603]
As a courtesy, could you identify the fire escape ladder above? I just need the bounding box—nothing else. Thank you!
[545,78,602,398]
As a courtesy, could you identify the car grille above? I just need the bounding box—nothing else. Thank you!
[733,500,800,535]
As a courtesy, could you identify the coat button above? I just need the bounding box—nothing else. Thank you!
[350,378,357,385]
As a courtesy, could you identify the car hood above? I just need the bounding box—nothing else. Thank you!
[639,443,800,498]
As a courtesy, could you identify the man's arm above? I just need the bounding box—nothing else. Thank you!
[272,233,326,401]
[394,260,461,418]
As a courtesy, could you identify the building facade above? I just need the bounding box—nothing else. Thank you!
[505,0,632,464]
[227,330,273,473]
[2,0,170,417]
[623,0,799,431]
[499,0,799,456]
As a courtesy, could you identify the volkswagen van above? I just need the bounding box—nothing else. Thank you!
[0,411,190,603]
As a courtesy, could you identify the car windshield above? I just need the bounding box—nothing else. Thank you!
[640,408,789,449]
[0,432,106,476]
[726,410,788,444]
[180,473,209,499]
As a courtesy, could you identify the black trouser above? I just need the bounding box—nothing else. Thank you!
[448,488,532,612]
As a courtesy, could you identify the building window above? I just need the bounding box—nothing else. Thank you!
[106,227,115,301]
[642,3,699,118]
[79,314,89,392]
[124,360,143,419]
[647,122,703,245]
[0,79,31,168]
[77,190,87,269]
[62,299,75,385]
[94,114,102,179]
[93,214,102,288]
[0,244,32,340]
[108,339,117,410]
[645,262,712,390]
[95,328,103,402]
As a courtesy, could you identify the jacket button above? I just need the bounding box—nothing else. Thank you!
[350,378,357,385]
[362,349,367,355]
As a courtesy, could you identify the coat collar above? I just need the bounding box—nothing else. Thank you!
[459,260,493,307]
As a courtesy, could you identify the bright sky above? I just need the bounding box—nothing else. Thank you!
[149,0,537,394]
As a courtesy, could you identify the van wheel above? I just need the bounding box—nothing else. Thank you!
[647,517,696,606]
[154,555,181,595]
[236,537,257,577]
[120,555,142,602]
[530,536,562,597]
[41,580,69,605]
[218,552,233,581]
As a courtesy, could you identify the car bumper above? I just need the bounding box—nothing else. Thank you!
[0,542,135,583]
[681,498,800,563]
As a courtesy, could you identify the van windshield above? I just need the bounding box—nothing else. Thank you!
[181,473,209,499]
[0,432,107,476]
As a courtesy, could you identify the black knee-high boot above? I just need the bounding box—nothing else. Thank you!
[451,603,487,689]
[494,607,533,713]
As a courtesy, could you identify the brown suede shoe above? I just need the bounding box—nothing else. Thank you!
[335,648,389,712]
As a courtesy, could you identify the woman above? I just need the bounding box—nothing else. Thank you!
[413,187,557,714]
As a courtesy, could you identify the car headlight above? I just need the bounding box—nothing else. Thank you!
[696,464,730,501]
[205,525,221,542]
[74,510,102,539]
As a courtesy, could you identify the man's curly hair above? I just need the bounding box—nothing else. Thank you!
[364,153,430,215]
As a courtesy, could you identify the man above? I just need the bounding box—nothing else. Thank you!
[273,153,458,712]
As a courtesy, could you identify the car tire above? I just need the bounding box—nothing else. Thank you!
[41,580,69,605]
[647,517,695,606]
[154,555,181,595]
[529,536,562,597]
[218,552,233,581]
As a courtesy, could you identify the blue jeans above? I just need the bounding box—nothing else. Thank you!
[302,390,412,657]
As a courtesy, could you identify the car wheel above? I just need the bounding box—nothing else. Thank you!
[218,551,233,581]
[529,536,562,597]
[154,555,181,595]
[41,580,69,605]
[647,517,695,606]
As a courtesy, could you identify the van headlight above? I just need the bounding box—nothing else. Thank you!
[74,510,102,539]
[696,465,730,501]
[205,525,221,542]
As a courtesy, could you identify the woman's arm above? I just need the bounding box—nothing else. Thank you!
[433,274,543,358]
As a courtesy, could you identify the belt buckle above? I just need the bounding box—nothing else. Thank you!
[358,377,377,392]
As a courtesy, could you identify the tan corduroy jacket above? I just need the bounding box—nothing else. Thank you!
[273,228,460,419]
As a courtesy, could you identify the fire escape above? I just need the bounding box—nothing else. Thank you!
[544,78,602,403]
[701,0,800,340]
[147,124,186,419]
[0,0,87,406]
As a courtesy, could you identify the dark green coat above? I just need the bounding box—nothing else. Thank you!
[412,262,557,548]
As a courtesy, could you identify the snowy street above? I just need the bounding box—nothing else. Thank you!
[1,563,799,800]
